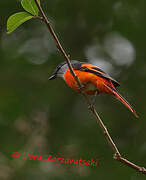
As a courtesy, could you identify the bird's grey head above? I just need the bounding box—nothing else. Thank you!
[48,60,82,80]
[48,61,68,80]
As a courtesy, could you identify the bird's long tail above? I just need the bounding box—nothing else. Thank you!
[104,84,138,118]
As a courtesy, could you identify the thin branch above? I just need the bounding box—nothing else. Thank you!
[34,0,83,90]
[34,0,146,175]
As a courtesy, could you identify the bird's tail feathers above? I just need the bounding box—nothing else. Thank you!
[104,83,138,118]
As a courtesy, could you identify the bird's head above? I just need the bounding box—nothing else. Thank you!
[48,61,69,80]
[48,60,80,80]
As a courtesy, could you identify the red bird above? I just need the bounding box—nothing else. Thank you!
[49,60,138,118]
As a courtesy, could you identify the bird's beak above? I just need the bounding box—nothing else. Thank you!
[48,74,57,80]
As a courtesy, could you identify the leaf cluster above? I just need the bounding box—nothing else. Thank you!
[7,0,40,34]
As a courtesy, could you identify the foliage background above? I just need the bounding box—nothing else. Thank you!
[0,0,146,179]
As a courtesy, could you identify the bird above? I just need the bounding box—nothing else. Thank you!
[49,60,138,118]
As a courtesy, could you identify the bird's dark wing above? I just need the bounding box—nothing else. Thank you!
[72,61,120,88]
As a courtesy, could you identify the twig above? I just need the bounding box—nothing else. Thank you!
[34,0,146,175]
[34,0,82,90]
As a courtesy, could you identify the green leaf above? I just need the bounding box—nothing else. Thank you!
[7,12,33,34]
[21,0,40,15]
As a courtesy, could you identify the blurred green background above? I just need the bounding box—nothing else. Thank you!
[0,0,146,179]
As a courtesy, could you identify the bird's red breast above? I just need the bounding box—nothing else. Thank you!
[64,64,116,95]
